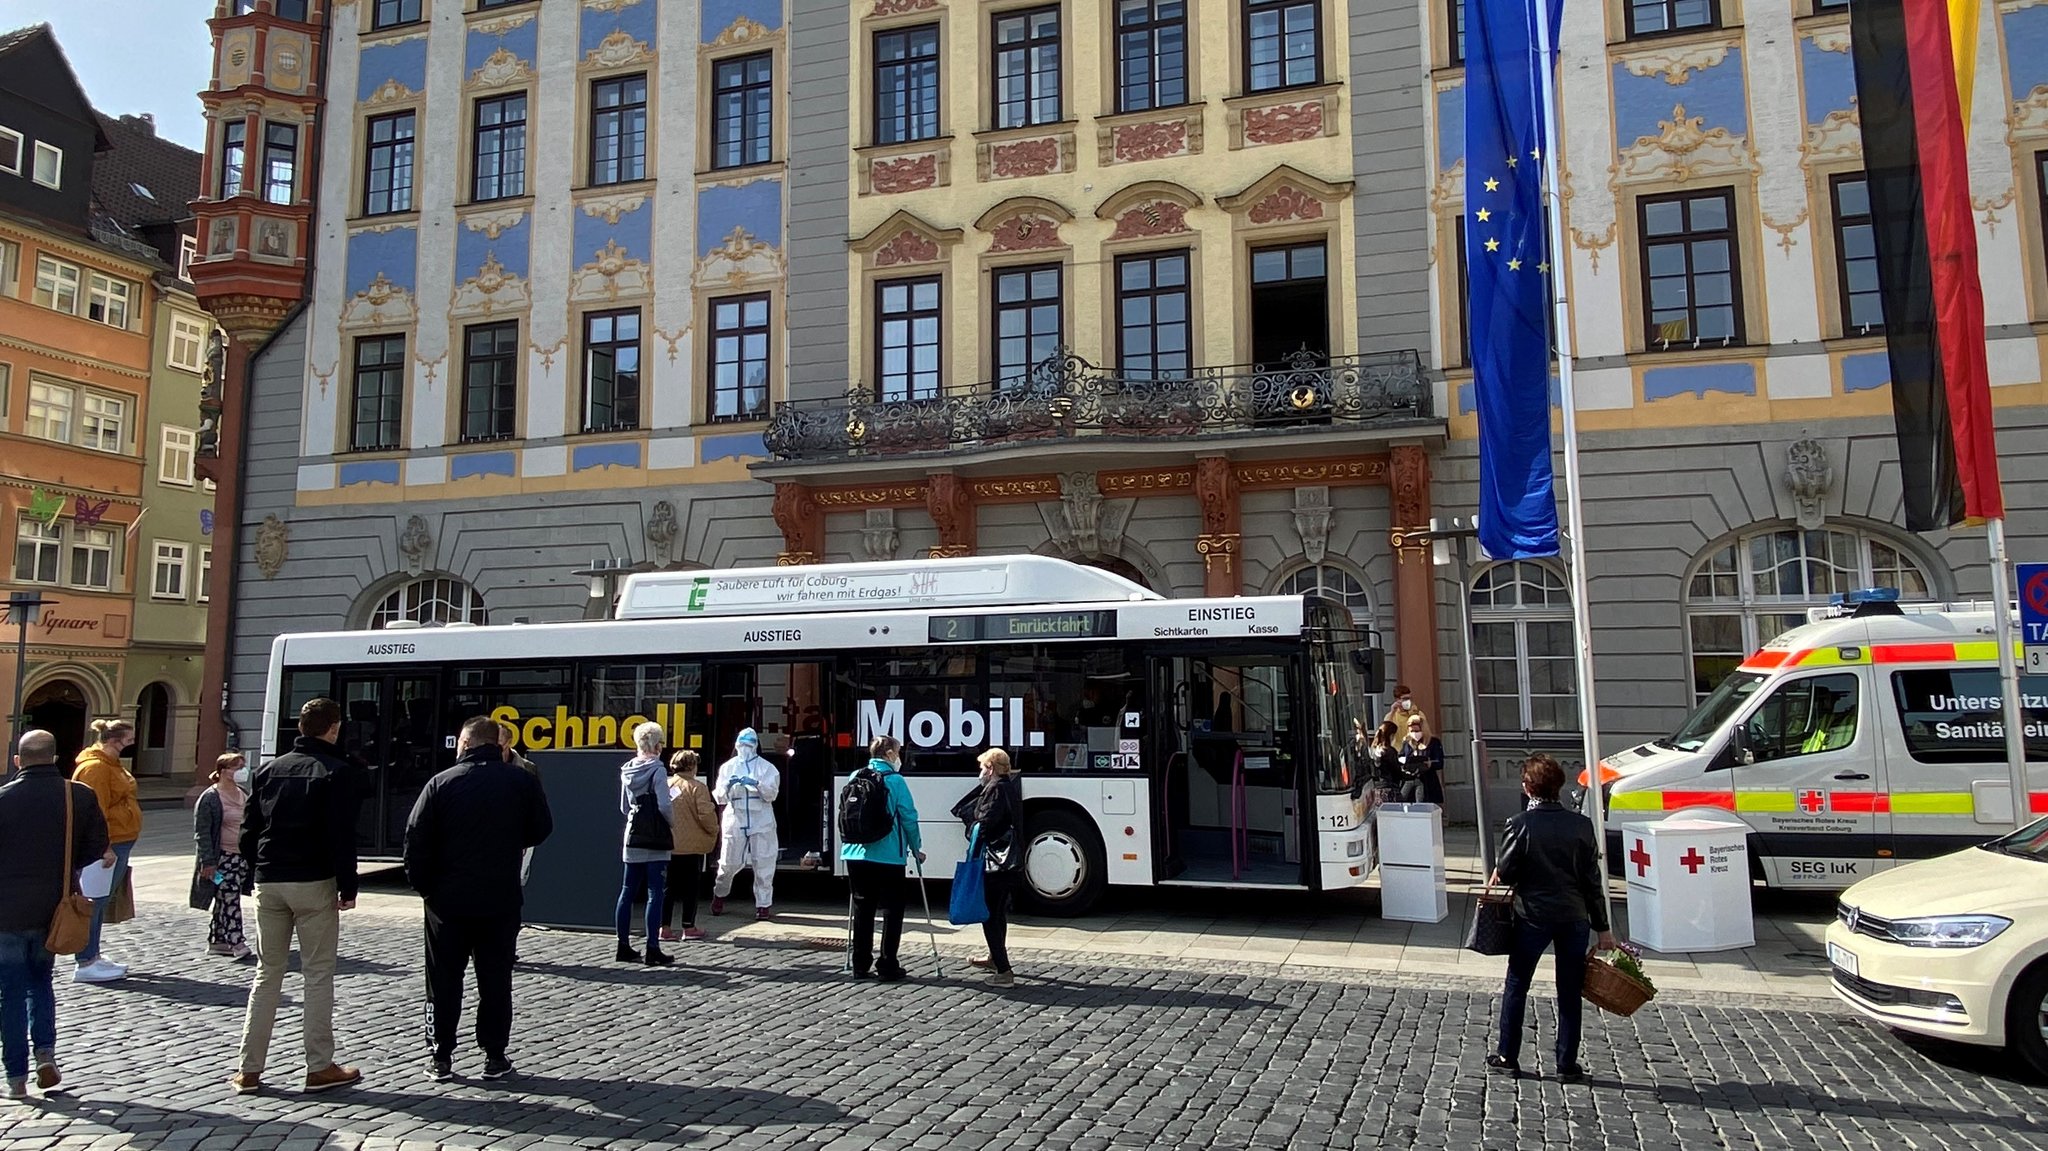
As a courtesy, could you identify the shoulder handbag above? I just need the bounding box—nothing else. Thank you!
[948,827,990,926]
[1463,883,1516,956]
[625,780,672,851]
[190,862,218,912]
[46,783,95,956]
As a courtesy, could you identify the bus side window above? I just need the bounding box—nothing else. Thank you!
[1744,673,1859,764]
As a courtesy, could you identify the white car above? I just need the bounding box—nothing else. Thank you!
[1827,816,2048,1076]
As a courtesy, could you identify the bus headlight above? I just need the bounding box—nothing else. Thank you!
[1886,915,2012,948]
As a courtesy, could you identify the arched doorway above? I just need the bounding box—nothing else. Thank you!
[136,682,174,777]
[25,679,90,767]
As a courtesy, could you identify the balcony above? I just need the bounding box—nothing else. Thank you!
[762,349,1432,464]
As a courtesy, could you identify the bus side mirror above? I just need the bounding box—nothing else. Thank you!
[1352,647,1385,694]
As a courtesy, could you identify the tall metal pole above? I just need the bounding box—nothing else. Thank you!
[1986,518,2032,827]
[1531,8,1614,905]
[1449,531,1494,872]
[7,591,50,768]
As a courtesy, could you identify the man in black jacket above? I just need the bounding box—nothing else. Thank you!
[233,698,366,1096]
[404,715,553,1083]
[0,730,110,1099]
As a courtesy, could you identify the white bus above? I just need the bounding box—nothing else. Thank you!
[259,556,1382,915]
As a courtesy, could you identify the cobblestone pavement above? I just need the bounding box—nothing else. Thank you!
[2,902,2043,1150]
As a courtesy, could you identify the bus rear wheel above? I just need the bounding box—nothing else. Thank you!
[1019,808,1106,917]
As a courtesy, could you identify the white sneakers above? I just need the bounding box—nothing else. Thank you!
[72,958,127,984]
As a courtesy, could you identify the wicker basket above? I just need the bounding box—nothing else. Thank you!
[1582,954,1655,1017]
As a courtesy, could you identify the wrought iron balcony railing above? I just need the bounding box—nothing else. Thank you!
[763,349,1430,462]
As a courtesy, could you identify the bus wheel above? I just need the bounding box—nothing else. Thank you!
[1019,809,1106,917]
[2009,964,2048,1080]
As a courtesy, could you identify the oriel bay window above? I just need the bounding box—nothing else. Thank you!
[461,321,519,442]
[263,123,298,205]
[1116,0,1188,112]
[472,93,528,201]
[1639,188,1741,349]
[875,25,941,145]
[1115,250,1190,380]
[590,74,648,186]
[876,276,943,402]
[350,333,407,452]
[993,7,1061,129]
[582,308,642,432]
[993,264,1062,390]
[1245,0,1321,92]
[364,112,417,215]
[709,294,771,422]
[219,121,246,197]
[1830,174,1882,334]
[712,54,773,169]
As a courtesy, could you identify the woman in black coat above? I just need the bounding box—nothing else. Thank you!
[1486,753,1617,1083]
[1396,716,1446,805]
[952,747,1025,988]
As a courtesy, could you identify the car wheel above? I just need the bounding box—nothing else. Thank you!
[2010,965,2048,1080]
[1017,808,1106,917]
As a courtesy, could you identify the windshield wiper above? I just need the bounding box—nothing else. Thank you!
[1652,738,1677,750]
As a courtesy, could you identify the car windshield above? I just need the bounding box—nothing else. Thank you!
[1982,816,2048,862]
[1667,671,1766,752]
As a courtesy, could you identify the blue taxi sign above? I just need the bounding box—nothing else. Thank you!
[2021,563,2048,674]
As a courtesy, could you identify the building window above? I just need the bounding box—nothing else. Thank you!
[708,294,771,422]
[364,112,417,215]
[263,122,297,204]
[1471,561,1578,735]
[169,314,208,373]
[31,141,60,189]
[992,263,1062,390]
[1684,525,1936,701]
[86,274,131,329]
[876,276,943,402]
[1448,0,1465,65]
[26,380,73,443]
[373,0,423,29]
[277,0,309,19]
[472,93,528,201]
[1639,188,1741,349]
[197,547,212,602]
[1114,250,1190,380]
[993,7,1061,129]
[160,425,197,486]
[1453,215,1470,366]
[178,235,197,281]
[350,334,407,451]
[69,528,113,590]
[153,542,189,600]
[460,321,519,442]
[1116,0,1188,112]
[0,125,20,174]
[1829,174,1882,335]
[711,54,773,170]
[220,121,246,196]
[0,237,17,296]
[1276,563,1371,624]
[370,576,487,629]
[1249,240,1328,367]
[590,74,649,186]
[81,392,125,452]
[14,518,60,584]
[1627,0,1718,37]
[33,256,80,315]
[582,309,642,432]
[1245,0,1321,92]
[875,25,941,145]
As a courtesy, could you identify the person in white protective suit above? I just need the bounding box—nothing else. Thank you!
[710,728,781,920]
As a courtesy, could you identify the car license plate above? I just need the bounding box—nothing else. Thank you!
[1827,941,1858,978]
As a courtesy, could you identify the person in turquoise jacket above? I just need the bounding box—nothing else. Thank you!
[840,735,923,980]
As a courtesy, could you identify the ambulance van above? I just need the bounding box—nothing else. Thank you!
[1585,590,2047,888]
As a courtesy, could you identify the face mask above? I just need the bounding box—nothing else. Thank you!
[234,766,252,789]
[1398,697,1412,708]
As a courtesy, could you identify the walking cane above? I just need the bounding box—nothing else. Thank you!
[907,848,944,978]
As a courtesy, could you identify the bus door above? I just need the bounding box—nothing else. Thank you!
[1151,651,1307,887]
[1730,668,1884,886]
[706,660,837,867]
[332,671,443,858]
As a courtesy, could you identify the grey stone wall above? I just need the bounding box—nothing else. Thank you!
[1349,0,1432,359]
[785,0,851,402]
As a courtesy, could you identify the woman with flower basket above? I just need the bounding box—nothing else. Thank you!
[1486,753,1616,1084]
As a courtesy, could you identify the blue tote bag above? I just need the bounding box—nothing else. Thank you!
[949,827,989,926]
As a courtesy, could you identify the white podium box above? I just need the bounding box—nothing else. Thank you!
[1376,803,1448,923]
[1623,816,1754,953]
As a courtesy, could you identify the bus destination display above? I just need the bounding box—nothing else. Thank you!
[928,610,1116,643]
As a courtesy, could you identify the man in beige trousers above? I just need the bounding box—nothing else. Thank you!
[230,698,366,1095]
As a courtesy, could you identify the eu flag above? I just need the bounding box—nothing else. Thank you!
[1465,0,1561,559]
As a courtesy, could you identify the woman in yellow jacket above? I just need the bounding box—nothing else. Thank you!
[72,718,141,983]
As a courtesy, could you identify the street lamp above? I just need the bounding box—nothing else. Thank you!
[6,590,56,767]
[1389,517,1495,873]
[571,557,631,620]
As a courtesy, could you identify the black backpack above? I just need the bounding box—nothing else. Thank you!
[838,766,896,846]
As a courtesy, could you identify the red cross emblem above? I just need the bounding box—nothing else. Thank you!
[1680,848,1706,874]
[1629,838,1653,877]
[1798,790,1827,814]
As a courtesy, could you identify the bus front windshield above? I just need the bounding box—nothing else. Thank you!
[1308,608,1369,794]
[1667,670,1766,752]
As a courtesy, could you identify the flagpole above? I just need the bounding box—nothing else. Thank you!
[1986,517,2032,827]
[1531,6,1614,914]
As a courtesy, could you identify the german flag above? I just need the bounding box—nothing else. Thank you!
[1850,0,2005,530]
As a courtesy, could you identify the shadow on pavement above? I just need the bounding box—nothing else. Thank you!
[1884,1027,2048,1088]
[514,959,739,989]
